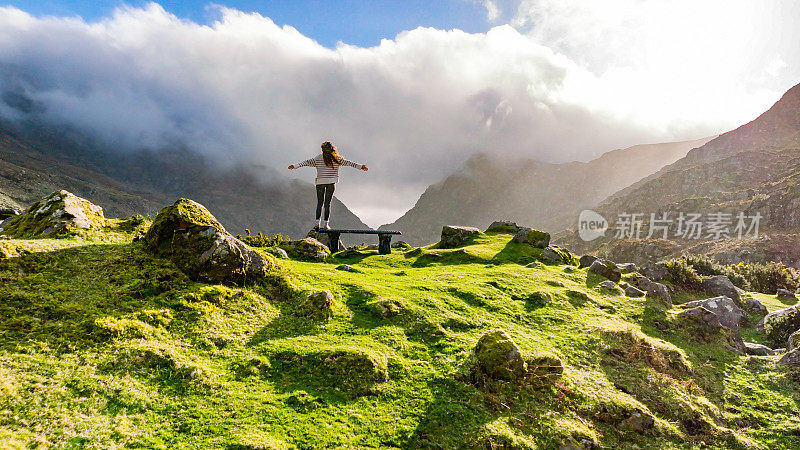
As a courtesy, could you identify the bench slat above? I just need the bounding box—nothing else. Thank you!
[317,229,401,235]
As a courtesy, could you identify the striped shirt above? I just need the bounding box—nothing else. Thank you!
[295,154,363,185]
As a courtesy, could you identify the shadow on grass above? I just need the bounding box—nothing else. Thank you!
[0,242,191,352]
[403,375,581,448]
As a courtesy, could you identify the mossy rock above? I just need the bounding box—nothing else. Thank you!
[485,221,523,234]
[512,228,551,248]
[538,245,574,264]
[474,330,528,381]
[295,290,334,320]
[366,297,405,318]
[0,190,106,238]
[280,237,330,261]
[439,225,481,248]
[762,306,800,348]
[271,347,388,395]
[143,198,275,285]
[474,330,564,386]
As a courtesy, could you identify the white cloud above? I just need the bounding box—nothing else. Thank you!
[0,2,797,226]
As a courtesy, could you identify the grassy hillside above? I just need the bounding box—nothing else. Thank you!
[1,226,800,448]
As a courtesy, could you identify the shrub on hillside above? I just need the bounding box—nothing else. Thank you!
[237,229,290,248]
[680,254,749,290]
[729,261,800,294]
[665,254,800,294]
[656,259,703,291]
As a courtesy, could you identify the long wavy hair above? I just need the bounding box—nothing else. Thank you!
[321,141,344,167]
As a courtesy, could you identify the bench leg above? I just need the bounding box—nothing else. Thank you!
[378,234,392,255]
[328,232,341,253]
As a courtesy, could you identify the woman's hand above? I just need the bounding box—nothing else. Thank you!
[361,165,369,171]
[287,165,295,170]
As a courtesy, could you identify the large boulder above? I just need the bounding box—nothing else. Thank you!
[281,237,330,261]
[645,282,672,307]
[485,221,523,234]
[143,198,273,284]
[0,190,106,237]
[588,259,621,282]
[439,225,480,248]
[512,227,551,248]
[779,348,800,366]
[539,246,572,264]
[625,285,646,298]
[777,288,798,301]
[683,296,745,331]
[742,295,767,314]
[758,306,800,347]
[679,306,744,352]
[701,275,741,305]
[743,342,774,356]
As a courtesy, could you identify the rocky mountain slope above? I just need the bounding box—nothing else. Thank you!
[380,137,713,246]
[556,82,800,267]
[0,120,368,239]
[2,194,800,448]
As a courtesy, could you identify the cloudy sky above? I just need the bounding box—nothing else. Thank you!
[1,1,798,226]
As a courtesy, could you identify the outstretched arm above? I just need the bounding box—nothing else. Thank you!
[288,158,316,170]
[342,159,369,171]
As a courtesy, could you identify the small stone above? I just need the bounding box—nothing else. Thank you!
[579,255,598,269]
[742,295,767,313]
[336,264,359,273]
[512,227,551,248]
[645,282,672,307]
[625,285,646,297]
[588,259,621,282]
[619,411,655,432]
[391,240,410,248]
[270,247,289,258]
[485,221,522,233]
[787,330,800,350]
[616,263,638,273]
[777,288,798,300]
[598,280,618,291]
[297,291,334,320]
[526,262,540,268]
[281,237,331,261]
[540,247,563,263]
[779,347,800,365]
[743,342,774,356]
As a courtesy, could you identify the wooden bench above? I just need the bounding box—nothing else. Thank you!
[317,229,402,254]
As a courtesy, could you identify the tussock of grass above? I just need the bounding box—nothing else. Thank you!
[1,230,799,448]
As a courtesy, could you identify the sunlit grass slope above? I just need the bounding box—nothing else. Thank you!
[1,225,800,449]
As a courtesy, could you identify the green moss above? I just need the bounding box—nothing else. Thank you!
[1,190,107,238]
[2,230,800,448]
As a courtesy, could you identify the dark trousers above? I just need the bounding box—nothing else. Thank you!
[315,183,335,221]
